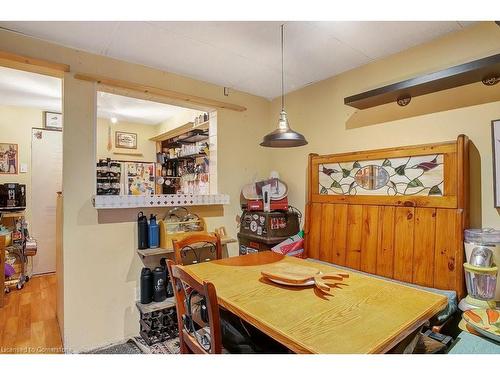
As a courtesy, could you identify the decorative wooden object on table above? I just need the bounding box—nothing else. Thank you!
[172,233,222,266]
[167,259,222,354]
[305,135,469,298]
[260,262,349,292]
[180,251,447,354]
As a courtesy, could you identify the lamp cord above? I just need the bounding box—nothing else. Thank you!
[281,24,284,111]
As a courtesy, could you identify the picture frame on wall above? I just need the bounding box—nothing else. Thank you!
[43,111,63,130]
[115,131,138,149]
[0,143,18,174]
[493,119,500,207]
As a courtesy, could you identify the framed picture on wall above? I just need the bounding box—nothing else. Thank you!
[44,111,63,130]
[493,119,500,207]
[0,143,18,174]
[115,131,137,149]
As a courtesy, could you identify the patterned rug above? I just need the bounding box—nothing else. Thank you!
[132,336,180,354]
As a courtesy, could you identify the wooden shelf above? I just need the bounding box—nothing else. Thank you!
[136,297,175,314]
[344,53,500,109]
[136,236,236,258]
[150,121,209,142]
[169,153,208,160]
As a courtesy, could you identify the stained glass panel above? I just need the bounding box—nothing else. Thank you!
[319,154,444,196]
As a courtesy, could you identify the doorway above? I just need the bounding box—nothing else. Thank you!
[31,128,62,274]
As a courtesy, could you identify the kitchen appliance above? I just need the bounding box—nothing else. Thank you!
[153,266,167,302]
[0,183,26,210]
[238,210,300,255]
[137,212,149,250]
[240,178,289,211]
[140,267,154,304]
[462,246,498,309]
[460,228,500,310]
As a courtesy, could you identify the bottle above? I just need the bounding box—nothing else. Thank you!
[137,212,149,250]
[153,266,167,302]
[203,112,208,122]
[140,268,154,304]
[148,214,159,249]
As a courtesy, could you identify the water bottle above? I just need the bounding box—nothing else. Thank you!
[140,268,154,304]
[153,266,167,302]
[137,212,149,249]
[148,214,159,249]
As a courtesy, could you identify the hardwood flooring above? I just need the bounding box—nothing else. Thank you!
[0,274,63,354]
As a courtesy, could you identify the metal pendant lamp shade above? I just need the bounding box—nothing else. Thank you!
[260,25,308,148]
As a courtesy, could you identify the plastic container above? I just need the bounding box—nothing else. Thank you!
[464,263,498,300]
[464,228,500,301]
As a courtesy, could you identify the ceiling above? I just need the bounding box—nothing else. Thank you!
[0,66,193,124]
[0,21,475,99]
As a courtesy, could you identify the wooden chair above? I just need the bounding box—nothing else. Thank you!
[166,259,222,354]
[172,233,222,266]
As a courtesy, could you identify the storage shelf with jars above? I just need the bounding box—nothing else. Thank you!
[155,112,212,196]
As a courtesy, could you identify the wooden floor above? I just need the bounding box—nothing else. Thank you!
[0,274,63,354]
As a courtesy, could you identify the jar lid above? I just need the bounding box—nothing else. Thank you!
[464,228,500,244]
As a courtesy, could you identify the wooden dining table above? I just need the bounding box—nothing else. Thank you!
[180,251,448,354]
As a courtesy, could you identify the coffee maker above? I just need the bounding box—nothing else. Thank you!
[0,183,26,211]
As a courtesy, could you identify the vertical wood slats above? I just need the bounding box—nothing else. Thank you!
[360,206,379,274]
[412,208,436,287]
[345,205,363,269]
[434,209,459,290]
[309,203,461,293]
[393,207,415,283]
[376,206,395,278]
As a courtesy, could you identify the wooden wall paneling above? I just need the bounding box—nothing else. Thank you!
[412,208,436,287]
[331,204,348,265]
[360,206,379,274]
[308,203,323,260]
[393,207,415,282]
[376,206,395,278]
[345,205,363,269]
[319,204,335,262]
[434,209,459,291]
[443,152,457,197]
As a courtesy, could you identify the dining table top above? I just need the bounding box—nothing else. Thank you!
[180,251,448,354]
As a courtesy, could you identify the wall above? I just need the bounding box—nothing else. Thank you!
[96,118,158,163]
[155,108,205,135]
[0,105,48,225]
[0,28,271,351]
[268,22,500,229]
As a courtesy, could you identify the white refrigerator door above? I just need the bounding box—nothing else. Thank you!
[31,128,62,275]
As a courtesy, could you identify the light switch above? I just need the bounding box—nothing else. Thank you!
[20,163,28,173]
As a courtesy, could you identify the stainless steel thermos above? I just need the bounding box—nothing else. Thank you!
[140,268,154,304]
[153,266,167,302]
[137,211,149,249]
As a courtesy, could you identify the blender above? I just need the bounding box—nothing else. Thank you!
[459,229,500,311]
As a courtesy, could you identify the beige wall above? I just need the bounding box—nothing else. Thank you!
[268,22,500,229]
[156,108,205,135]
[2,21,499,352]
[0,28,271,351]
[96,118,158,163]
[0,105,48,225]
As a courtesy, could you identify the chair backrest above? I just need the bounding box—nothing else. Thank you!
[172,233,222,266]
[166,259,222,354]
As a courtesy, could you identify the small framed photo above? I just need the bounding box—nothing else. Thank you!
[44,111,63,130]
[0,143,18,174]
[493,119,500,207]
[115,131,137,149]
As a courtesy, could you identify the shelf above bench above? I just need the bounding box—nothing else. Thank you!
[344,53,500,109]
[93,194,229,209]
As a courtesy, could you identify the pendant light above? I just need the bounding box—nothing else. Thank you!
[260,24,308,148]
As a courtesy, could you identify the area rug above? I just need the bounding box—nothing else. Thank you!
[132,336,180,354]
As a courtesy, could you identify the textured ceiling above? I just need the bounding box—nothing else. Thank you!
[0,21,475,99]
